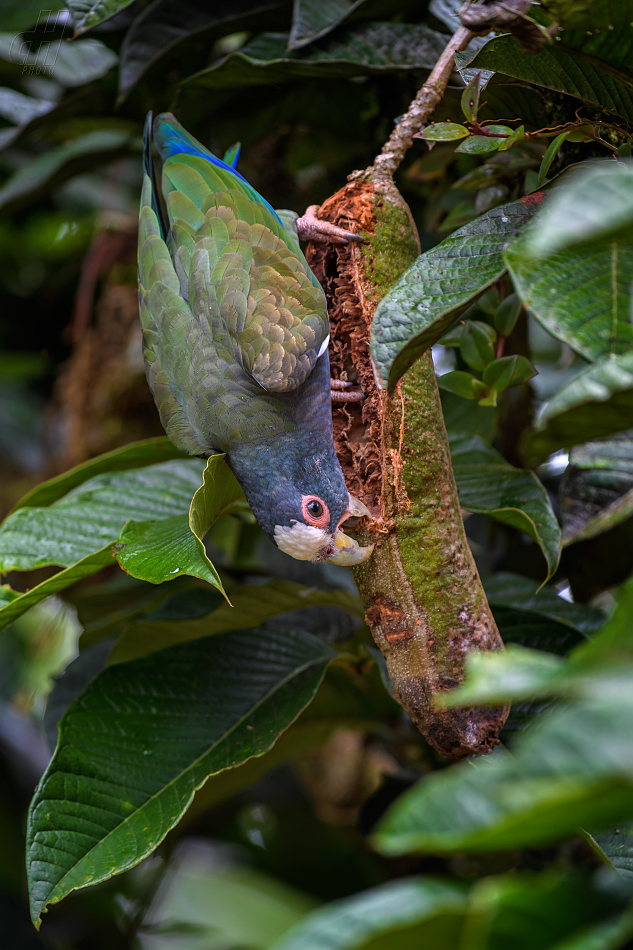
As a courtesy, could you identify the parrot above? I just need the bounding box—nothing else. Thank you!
[137,112,374,566]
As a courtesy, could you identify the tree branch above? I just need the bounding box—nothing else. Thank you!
[372,26,474,180]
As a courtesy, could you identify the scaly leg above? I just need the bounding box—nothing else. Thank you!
[330,379,365,402]
[297,205,364,245]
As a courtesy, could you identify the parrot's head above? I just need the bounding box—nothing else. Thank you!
[271,489,374,566]
[230,446,374,566]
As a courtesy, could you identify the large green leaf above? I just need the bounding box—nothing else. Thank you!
[177,24,447,97]
[118,0,289,97]
[107,577,364,663]
[505,235,633,363]
[520,163,633,259]
[0,548,114,631]
[12,437,186,512]
[561,432,633,545]
[464,872,625,950]
[27,626,334,926]
[437,576,633,708]
[373,697,633,856]
[271,877,468,950]
[524,354,633,464]
[115,455,242,594]
[288,0,367,49]
[66,0,136,34]
[0,130,135,219]
[551,910,633,950]
[0,36,118,87]
[0,459,205,572]
[483,572,604,635]
[142,860,316,950]
[0,2,65,32]
[590,827,633,881]
[451,434,561,578]
[469,35,633,124]
[370,199,539,391]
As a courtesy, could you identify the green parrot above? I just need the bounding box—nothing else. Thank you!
[138,112,373,565]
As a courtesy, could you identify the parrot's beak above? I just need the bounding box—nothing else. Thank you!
[329,529,374,565]
[329,494,374,565]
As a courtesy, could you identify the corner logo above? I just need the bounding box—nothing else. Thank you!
[8,10,61,76]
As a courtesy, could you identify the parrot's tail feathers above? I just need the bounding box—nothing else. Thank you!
[153,112,284,231]
[143,111,169,240]
[223,142,241,168]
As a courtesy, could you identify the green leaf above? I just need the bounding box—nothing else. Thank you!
[524,354,633,464]
[288,0,368,50]
[483,572,604,635]
[498,124,525,151]
[437,576,633,709]
[177,24,448,98]
[504,236,633,363]
[465,872,624,950]
[455,135,504,154]
[550,908,633,950]
[483,354,538,392]
[271,877,468,950]
[460,320,496,370]
[483,355,521,391]
[418,122,469,142]
[589,827,633,880]
[477,287,500,316]
[143,861,316,949]
[66,0,136,34]
[115,515,225,588]
[373,695,633,856]
[0,37,118,87]
[522,164,633,259]
[438,644,567,708]
[118,0,290,97]
[107,577,364,664]
[461,71,481,122]
[0,548,114,631]
[0,130,135,219]
[0,459,205,572]
[115,455,242,596]
[561,432,633,545]
[371,198,539,391]
[12,437,187,512]
[437,370,479,400]
[451,434,561,578]
[0,2,65,32]
[27,626,334,925]
[494,293,522,335]
[469,35,633,125]
[537,131,569,188]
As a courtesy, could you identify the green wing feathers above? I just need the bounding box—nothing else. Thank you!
[138,114,330,457]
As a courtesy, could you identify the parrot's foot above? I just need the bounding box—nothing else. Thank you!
[330,379,366,402]
[297,205,364,245]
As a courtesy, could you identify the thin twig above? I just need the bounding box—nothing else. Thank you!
[371,26,474,179]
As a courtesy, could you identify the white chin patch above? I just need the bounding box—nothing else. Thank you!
[273,522,330,561]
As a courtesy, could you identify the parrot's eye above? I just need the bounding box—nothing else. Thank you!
[301,495,330,528]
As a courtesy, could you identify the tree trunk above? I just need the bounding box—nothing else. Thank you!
[307,175,508,757]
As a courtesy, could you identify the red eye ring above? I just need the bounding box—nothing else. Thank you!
[301,495,330,528]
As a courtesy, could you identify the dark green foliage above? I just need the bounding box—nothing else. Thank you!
[0,1,632,947]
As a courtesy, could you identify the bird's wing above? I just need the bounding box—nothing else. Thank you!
[139,115,249,455]
[153,113,330,394]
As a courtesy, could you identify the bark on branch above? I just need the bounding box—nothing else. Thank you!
[309,27,508,757]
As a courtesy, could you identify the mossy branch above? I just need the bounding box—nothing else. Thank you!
[308,28,508,756]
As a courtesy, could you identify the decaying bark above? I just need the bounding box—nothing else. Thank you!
[307,32,509,756]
